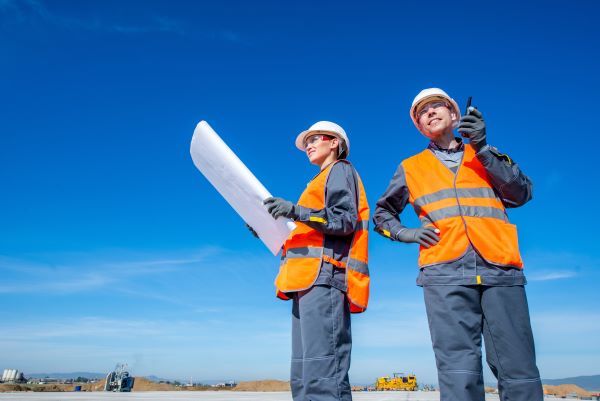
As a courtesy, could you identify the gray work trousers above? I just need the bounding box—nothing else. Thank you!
[423,285,543,401]
[291,285,352,401]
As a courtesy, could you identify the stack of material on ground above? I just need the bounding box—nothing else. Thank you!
[1,377,306,393]
[233,380,290,391]
[544,384,592,398]
[131,377,184,391]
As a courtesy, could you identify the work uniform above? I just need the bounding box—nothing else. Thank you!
[373,138,543,401]
[277,160,369,401]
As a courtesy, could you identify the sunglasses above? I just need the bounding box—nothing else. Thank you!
[304,134,334,149]
[417,101,450,119]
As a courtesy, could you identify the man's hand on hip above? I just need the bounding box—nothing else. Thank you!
[396,227,440,248]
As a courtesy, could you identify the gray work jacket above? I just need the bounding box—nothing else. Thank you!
[373,138,533,286]
[293,161,360,292]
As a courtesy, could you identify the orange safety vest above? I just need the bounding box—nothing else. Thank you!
[275,160,370,313]
[402,144,523,269]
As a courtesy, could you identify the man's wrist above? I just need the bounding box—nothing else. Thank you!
[475,143,490,154]
[293,205,308,221]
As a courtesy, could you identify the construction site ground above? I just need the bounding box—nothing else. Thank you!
[0,392,565,400]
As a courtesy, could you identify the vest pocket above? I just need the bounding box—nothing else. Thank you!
[469,220,523,268]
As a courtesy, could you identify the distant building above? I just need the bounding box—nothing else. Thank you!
[1,369,26,383]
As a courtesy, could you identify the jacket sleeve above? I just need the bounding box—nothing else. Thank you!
[372,164,410,240]
[295,162,358,236]
[476,145,533,208]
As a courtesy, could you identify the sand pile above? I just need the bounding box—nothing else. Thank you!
[1,378,289,393]
[544,383,591,398]
[132,377,181,391]
[0,383,70,392]
[80,376,180,391]
[81,379,106,391]
[233,380,290,391]
[78,377,179,392]
[0,384,30,392]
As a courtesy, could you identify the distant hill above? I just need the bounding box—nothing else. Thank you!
[543,375,600,391]
[27,372,106,380]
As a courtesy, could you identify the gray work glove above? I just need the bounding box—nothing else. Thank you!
[458,107,487,152]
[396,227,440,248]
[245,223,258,238]
[263,197,299,220]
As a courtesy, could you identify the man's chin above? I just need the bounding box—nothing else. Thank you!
[421,130,444,140]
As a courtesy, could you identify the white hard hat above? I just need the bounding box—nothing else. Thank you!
[410,88,461,129]
[295,120,350,157]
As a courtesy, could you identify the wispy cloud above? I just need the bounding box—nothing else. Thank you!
[108,16,184,35]
[0,0,185,35]
[0,315,291,378]
[351,296,431,348]
[0,0,252,44]
[528,270,578,281]
[2,315,287,342]
[0,248,219,295]
[523,250,598,281]
[532,310,600,367]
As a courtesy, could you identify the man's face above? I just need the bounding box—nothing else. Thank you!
[416,100,457,139]
[304,133,338,165]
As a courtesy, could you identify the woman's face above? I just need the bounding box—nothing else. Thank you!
[304,133,338,165]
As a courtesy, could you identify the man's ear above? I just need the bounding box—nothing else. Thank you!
[450,111,458,122]
[330,137,339,151]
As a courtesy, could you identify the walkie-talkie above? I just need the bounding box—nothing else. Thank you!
[461,96,473,139]
[465,96,473,115]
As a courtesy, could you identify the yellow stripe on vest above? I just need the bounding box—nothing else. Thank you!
[309,216,328,224]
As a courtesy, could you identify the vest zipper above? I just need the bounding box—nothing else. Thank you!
[452,149,479,281]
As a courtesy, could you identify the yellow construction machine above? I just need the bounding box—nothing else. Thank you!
[375,372,418,391]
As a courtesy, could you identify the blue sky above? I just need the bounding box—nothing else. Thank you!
[1,0,599,386]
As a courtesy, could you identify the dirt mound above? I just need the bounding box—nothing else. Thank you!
[0,377,289,393]
[233,380,290,392]
[81,379,106,391]
[544,383,591,398]
[0,383,70,392]
[0,384,29,392]
[81,376,179,392]
[132,377,180,391]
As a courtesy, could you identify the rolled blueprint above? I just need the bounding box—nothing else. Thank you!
[190,121,296,255]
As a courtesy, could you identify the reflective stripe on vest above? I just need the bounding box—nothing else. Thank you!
[275,160,370,313]
[402,145,523,269]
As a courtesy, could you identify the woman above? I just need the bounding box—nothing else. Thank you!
[263,121,370,401]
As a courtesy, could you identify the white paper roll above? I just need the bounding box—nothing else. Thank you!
[190,121,295,255]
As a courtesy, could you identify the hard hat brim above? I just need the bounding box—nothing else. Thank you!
[295,130,312,151]
[410,94,461,130]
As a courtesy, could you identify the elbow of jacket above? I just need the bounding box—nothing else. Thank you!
[519,188,533,206]
[505,191,532,208]
[323,220,357,236]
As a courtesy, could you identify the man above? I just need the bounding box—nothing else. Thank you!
[373,88,543,401]
[261,121,370,401]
